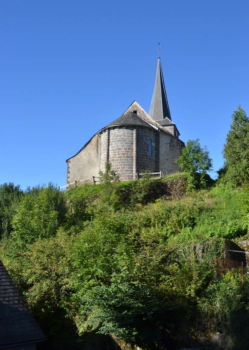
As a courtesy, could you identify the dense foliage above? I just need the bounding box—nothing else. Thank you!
[1,108,249,349]
[176,139,212,190]
[1,176,249,350]
[223,106,249,186]
[0,183,23,239]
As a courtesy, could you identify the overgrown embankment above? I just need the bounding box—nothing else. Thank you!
[1,177,249,350]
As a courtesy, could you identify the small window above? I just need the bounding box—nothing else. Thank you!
[149,139,152,156]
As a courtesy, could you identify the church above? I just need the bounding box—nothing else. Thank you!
[66,57,184,184]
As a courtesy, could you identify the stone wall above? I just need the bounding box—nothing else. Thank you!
[136,127,159,173]
[100,127,135,181]
[159,132,184,175]
[66,124,184,185]
[66,134,100,185]
[100,129,109,171]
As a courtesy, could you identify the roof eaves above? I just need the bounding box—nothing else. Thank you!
[66,115,155,162]
[147,122,158,130]
[103,122,155,131]
[0,338,47,349]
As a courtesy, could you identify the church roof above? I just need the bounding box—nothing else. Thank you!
[104,111,154,130]
[149,58,172,121]
[0,260,46,348]
[66,101,178,162]
[157,117,174,126]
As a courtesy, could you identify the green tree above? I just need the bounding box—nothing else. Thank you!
[0,183,23,239]
[223,106,249,186]
[5,230,77,348]
[176,139,212,190]
[83,274,179,349]
[10,184,67,251]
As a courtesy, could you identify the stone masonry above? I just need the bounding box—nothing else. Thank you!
[99,125,168,181]
[100,127,135,181]
[136,127,159,173]
[159,132,184,175]
[66,101,184,185]
[66,57,185,186]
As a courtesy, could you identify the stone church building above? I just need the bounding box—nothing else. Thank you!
[66,58,184,183]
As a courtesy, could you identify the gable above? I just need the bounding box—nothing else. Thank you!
[123,101,173,135]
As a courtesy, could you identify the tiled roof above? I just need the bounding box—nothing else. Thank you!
[66,101,179,161]
[122,101,172,135]
[104,111,153,129]
[157,117,174,126]
[0,260,46,348]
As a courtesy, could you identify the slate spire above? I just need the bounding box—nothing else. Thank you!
[149,57,172,121]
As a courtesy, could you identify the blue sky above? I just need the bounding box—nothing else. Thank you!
[1,0,249,189]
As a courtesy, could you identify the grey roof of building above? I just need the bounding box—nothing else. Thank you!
[66,110,155,162]
[66,100,182,162]
[104,111,154,129]
[157,117,174,126]
[0,260,46,348]
[149,58,172,121]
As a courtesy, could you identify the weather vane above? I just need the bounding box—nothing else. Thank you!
[155,42,163,58]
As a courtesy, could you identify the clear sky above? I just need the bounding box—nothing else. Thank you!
[1,0,249,189]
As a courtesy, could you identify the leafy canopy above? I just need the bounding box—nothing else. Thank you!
[223,106,249,186]
[0,183,23,239]
[176,139,212,190]
[10,184,67,251]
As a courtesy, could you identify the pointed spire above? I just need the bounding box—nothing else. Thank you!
[149,57,172,121]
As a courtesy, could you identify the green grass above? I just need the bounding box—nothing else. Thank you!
[162,172,187,180]
[60,178,248,248]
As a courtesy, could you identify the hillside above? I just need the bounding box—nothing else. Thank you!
[1,176,249,350]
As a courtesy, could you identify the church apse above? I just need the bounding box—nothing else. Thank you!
[100,127,135,181]
[99,124,160,182]
[65,55,185,184]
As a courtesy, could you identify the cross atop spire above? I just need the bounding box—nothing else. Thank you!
[149,57,172,121]
[155,42,163,58]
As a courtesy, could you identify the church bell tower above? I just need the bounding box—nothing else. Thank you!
[149,56,172,122]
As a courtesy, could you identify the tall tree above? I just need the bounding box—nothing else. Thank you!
[176,139,212,190]
[0,183,23,239]
[223,106,249,186]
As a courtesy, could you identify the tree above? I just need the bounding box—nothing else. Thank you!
[223,106,249,186]
[176,139,212,190]
[0,183,23,239]
[83,274,179,349]
[10,184,67,251]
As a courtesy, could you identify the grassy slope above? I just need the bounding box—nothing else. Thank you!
[1,175,248,350]
[63,176,247,246]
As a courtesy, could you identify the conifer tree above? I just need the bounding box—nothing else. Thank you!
[0,183,22,239]
[223,106,249,186]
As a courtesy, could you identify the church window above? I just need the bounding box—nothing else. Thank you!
[149,139,152,156]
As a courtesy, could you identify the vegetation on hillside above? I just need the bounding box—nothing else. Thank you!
[1,106,249,350]
[176,138,213,191]
[223,106,249,186]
